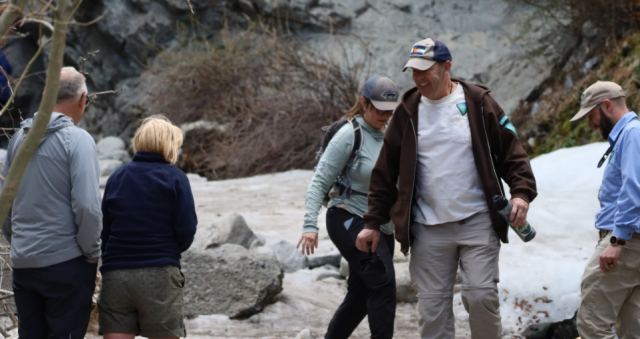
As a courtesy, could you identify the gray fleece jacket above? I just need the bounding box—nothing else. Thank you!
[1,113,102,268]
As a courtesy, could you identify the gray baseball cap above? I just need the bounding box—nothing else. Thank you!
[362,75,400,111]
[570,81,626,123]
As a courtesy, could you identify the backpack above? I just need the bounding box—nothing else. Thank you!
[315,117,367,206]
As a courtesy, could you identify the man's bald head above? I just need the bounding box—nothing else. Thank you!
[57,67,87,104]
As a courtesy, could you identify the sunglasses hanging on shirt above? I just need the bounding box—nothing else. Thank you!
[597,145,613,168]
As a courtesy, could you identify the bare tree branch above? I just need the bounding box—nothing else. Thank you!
[79,50,99,76]
[0,38,50,119]
[0,0,83,227]
[86,87,122,107]
[185,0,194,14]
[19,17,54,32]
[70,9,108,26]
[0,0,30,40]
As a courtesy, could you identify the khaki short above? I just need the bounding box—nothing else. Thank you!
[98,266,186,338]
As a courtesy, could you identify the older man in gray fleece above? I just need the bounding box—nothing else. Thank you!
[1,66,102,338]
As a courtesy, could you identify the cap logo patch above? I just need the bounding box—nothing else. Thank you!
[381,90,397,100]
[580,93,585,103]
[411,46,427,56]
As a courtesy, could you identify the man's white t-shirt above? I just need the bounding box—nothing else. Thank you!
[412,83,488,225]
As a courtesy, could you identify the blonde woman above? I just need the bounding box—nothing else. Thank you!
[98,116,197,339]
[297,75,400,338]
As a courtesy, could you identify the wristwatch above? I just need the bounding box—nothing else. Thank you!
[610,236,627,246]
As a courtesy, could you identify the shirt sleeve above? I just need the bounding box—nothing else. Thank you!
[0,129,21,243]
[0,144,13,242]
[173,172,197,252]
[100,177,112,254]
[70,131,103,259]
[613,128,640,240]
[302,125,353,233]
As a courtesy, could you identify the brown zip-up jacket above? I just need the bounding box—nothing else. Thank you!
[364,79,537,255]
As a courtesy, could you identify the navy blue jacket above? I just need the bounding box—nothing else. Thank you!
[0,50,13,102]
[100,152,198,273]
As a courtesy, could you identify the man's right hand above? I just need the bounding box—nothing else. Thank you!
[356,229,381,253]
[297,232,319,255]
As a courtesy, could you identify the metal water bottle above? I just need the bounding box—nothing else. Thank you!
[492,195,536,242]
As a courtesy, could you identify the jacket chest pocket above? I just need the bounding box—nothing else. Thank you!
[448,114,472,145]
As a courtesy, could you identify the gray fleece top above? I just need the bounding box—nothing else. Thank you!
[1,113,102,268]
[304,116,394,235]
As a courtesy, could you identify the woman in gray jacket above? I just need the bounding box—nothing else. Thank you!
[297,75,400,339]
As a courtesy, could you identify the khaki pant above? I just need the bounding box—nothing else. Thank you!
[577,233,640,339]
[409,211,501,339]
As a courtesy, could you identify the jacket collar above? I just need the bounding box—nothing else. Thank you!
[608,111,638,145]
[132,151,168,163]
[398,78,491,116]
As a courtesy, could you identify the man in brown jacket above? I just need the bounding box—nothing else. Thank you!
[356,38,537,339]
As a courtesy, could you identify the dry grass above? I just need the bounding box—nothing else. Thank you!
[140,25,367,180]
[509,0,640,38]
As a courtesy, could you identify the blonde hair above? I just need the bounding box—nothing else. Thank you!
[344,96,373,119]
[132,116,184,165]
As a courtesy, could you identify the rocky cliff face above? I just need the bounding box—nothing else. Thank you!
[4,0,564,142]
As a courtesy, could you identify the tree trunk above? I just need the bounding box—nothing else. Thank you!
[0,0,83,228]
[0,0,30,39]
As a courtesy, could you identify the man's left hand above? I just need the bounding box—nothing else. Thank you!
[510,198,529,228]
[599,244,622,272]
[356,229,381,253]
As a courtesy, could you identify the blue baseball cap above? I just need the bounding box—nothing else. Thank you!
[362,75,400,111]
[402,38,452,72]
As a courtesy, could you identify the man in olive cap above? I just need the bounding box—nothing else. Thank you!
[571,81,640,339]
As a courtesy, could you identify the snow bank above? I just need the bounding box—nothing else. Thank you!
[498,142,609,333]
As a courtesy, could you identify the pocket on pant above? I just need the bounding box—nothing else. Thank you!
[175,270,186,289]
[344,218,354,230]
[620,246,640,283]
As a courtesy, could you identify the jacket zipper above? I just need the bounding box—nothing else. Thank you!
[479,102,505,196]
[408,118,418,250]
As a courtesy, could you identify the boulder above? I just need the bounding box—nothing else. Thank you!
[191,213,258,251]
[98,150,131,163]
[97,136,126,155]
[99,176,109,189]
[99,159,123,177]
[295,329,314,339]
[270,240,308,273]
[250,233,266,249]
[395,262,418,303]
[182,244,283,319]
[316,271,343,281]
[307,252,342,268]
[339,257,349,278]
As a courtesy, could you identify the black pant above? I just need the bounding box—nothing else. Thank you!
[12,256,97,339]
[325,207,396,339]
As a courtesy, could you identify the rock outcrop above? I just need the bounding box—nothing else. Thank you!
[190,213,260,251]
[3,0,565,145]
[182,244,284,319]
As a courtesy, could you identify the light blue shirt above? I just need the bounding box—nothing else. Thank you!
[303,116,394,235]
[596,112,640,240]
